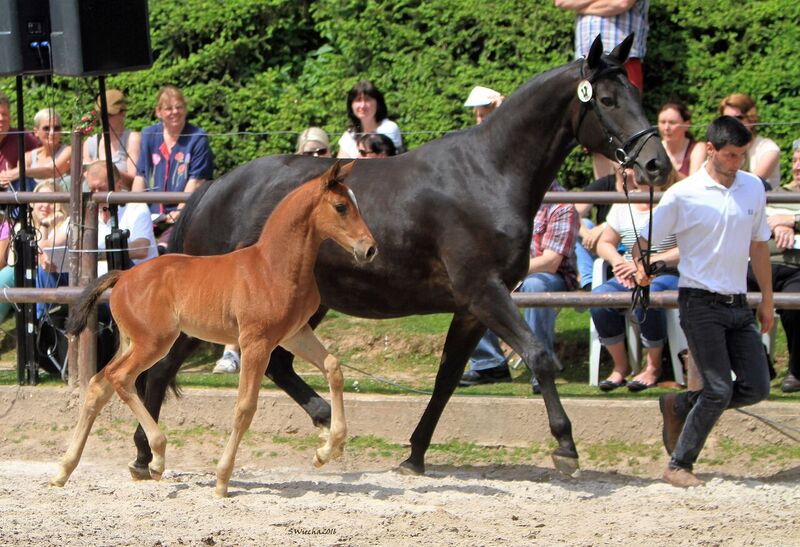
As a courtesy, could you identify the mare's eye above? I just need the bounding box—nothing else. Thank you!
[334,203,347,215]
[600,96,615,107]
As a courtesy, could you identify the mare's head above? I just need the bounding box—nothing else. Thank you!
[312,161,378,263]
[572,34,670,185]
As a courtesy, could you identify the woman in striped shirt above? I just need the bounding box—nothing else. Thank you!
[590,169,679,392]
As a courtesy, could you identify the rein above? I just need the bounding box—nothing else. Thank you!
[575,59,663,321]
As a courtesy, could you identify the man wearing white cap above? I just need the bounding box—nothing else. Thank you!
[463,86,504,125]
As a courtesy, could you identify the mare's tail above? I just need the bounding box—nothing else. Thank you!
[65,271,123,336]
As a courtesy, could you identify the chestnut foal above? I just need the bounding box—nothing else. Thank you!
[51,161,376,497]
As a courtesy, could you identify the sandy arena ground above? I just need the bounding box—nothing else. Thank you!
[0,386,798,546]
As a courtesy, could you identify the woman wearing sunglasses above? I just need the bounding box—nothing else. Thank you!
[0,108,72,191]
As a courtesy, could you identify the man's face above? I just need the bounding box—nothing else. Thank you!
[707,142,748,179]
[792,149,800,182]
[474,104,495,124]
[0,104,10,137]
[86,171,109,193]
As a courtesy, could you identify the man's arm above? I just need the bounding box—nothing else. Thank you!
[126,237,152,260]
[750,240,775,334]
[529,249,564,275]
[554,0,636,16]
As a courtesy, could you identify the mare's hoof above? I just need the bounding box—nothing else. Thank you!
[552,454,581,478]
[396,459,424,476]
[128,461,153,481]
[148,467,163,481]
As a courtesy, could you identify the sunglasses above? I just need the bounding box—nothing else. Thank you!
[41,125,62,131]
[301,147,328,157]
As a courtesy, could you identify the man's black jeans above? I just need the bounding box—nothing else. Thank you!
[670,288,771,470]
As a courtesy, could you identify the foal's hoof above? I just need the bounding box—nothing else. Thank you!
[313,452,326,468]
[396,459,424,476]
[213,485,229,498]
[49,476,67,488]
[128,461,153,481]
[148,467,163,481]
[552,454,581,478]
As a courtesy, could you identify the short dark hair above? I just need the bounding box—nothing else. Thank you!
[0,92,10,110]
[706,116,752,150]
[357,133,397,157]
[346,80,389,132]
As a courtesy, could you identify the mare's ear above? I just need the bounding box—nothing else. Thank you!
[609,33,633,64]
[586,34,604,69]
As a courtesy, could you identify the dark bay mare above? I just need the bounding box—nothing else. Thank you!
[130,35,670,479]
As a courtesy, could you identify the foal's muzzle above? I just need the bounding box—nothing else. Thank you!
[353,240,378,263]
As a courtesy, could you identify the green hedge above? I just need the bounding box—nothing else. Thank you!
[1,0,797,187]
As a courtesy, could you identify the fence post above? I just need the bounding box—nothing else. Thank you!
[67,131,83,389]
[77,199,98,393]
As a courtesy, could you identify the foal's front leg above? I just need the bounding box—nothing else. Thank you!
[214,338,272,498]
[281,325,347,467]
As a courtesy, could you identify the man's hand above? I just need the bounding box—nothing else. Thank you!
[581,224,605,253]
[773,225,795,251]
[757,301,775,334]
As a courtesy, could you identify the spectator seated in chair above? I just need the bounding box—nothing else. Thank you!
[589,168,679,392]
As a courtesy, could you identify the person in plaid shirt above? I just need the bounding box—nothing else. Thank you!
[460,181,579,394]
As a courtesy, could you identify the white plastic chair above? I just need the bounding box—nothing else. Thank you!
[588,258,686,386]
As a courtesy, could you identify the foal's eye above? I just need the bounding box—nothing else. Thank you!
[600,96,615,107]
[334,203,348,214]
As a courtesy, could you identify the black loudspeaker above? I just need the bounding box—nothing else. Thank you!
[49,0,153,77]
[0,0,52,76]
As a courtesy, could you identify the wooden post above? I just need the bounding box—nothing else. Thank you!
[78,200,98,393]
[67,131,83,388]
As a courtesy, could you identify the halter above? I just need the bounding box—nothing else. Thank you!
[575,59,663,320]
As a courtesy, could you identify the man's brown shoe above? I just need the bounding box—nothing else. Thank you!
[662,466,704,487]
[659,393,685,455]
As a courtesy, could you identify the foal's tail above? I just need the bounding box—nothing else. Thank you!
[65,271,123,336]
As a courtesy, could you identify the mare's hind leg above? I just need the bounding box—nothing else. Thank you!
[130,334,201,480]
[50,370,116,487]
[281,324,346,467]
[469,284,579,477]
[215,337,273,498]
[106,336,179,481]
[399,311,486,476]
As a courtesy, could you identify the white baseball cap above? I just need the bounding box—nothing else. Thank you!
[463,86,502,107]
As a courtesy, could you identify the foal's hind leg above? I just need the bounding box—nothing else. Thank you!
[50,370,116,487]
[281,325,346,467]
[215,338,272,498]
[105,337,179,481]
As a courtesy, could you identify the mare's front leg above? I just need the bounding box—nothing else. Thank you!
[399,311,487,475]
[215,337,273,498]
[130,333,201,480]
[50,370,116,487]
[469,282,579,476]
[281,324,346,467]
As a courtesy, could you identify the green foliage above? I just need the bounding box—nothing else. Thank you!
[0,0,797,184]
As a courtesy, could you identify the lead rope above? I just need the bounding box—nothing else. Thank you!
[621,170,660,325]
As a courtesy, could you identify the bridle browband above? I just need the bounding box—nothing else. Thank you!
[576,58,663,320]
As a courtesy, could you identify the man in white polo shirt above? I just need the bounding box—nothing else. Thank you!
[84,161,158,273]
[635,116,773,487]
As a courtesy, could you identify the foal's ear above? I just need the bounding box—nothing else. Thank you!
[322,160,354,189]
[586,34,604,69]
[609,33,634,64]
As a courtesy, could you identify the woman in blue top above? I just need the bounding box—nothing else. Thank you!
[133,85,213,226]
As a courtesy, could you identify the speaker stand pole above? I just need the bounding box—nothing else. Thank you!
[13,75,39,385]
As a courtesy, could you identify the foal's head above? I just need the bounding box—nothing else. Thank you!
[312,161,378,263]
